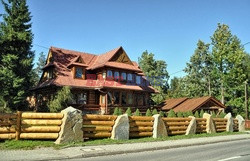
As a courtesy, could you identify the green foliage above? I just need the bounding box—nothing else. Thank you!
[219,112,226,118]
[211,111,216,118]
[118,108,123,115]
[125,107,132,116]
[159,111,165,117]
[186,111,194,117]
[47,86,73,112]
[113,107,120,116]
[138,51,169,105]
[167,109,176,117]
[177,111,183,118]
[32,52,46,85]
[200,109,205,118]
[194,111,200,118]
[134,109,141,116]
[145,109,152,116]
[0,0,34,111]
[152,109,158,115]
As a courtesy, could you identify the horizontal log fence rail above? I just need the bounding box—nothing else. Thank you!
[233,119,239,132]
[129,116,154,138]
[213,118,227,132]
[0,112,64,140]
[162,118,192,135]
[196,118,207,133]
[82,114,117,139]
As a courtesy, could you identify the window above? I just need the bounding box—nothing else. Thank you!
[47,69,53,79]
[107,70,113,78]
[114,91,120,104]
[127,73,133,81]
[107,92,112,105]
[137,95,143,106]
[122,92,127,105]
[114,71,119,81]
[121,72,126,81]
[75,67,83,78]
[136,75,141,85]
[77,93,87,104]
[127,93,133,105]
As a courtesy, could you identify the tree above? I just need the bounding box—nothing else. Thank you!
[32,52,46,85]
[167,109,176,117]
[118,108,123,115]
[167,77,187,98]
[187,111,193,117]
[211,111,216,118]
[145,109,152,116]
[125,107,132,116]
[194,111,200,118]
[159,111,165,117]
[47,86,73,112]
[177,111,183,118]
[138,51,169,104]
[219,112,226,118]
[199,109,205,118]
[0,0,34,111]
[134,109,141,116]
[113,107,119,115]
[152,109,158,115]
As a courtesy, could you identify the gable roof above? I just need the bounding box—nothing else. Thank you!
[35,46,156,93]
[162,96,226,112]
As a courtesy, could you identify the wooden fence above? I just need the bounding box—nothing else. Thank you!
[196,118,207,133]
[233,119,239,132]
[213,118,227,132]
[82,114,117,139]
[129,116,154,138]
[162,118,191,135]
[0,112,63,140]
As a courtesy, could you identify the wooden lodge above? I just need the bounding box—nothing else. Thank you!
[32,46,157,114]
[161,96,226,114]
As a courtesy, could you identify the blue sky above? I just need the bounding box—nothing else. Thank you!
[1,0,250,79]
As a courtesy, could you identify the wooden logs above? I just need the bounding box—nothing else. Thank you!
[84,132,111,138]
[83,120,115,126]
[83,115,117,121]
[21,113,64,119]
[21,126,61,133]
[129,132,153,137]
[0,133,16,139]
[20,133,59,139]
[129,127,153,132]
[129,116,154,121]
[0,126,16,133]
[16,111,22,140]
[162,118,192,121]
[82,126,112,132]
[129,121,154,126]
[21,119,62,125]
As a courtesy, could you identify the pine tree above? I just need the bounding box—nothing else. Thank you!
[219,112,226,118]
[187,111,194,117]
[145,109,152,116]
[134,109,141,116]
[125,107,132,116]
[152,109,158,115]
[32,52,46,85]
[159,111,165,117]
[200,109,205,118]
[177,111,183,118]
[0,0,34,111]
[194,111,200,118]
[113,107,119,116]
[168,109,176,117]
[118,108,123,115]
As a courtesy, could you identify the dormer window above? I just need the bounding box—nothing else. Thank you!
[75,67,83,78]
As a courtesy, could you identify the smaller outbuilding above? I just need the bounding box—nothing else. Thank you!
[161,96,226,114]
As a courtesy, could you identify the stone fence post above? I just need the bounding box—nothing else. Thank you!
[203,113,216,133]
[185,116,196,135]
[236,115,245,132]
[224,113,233,132]
[111,114,129,140]
[153,114,168,138]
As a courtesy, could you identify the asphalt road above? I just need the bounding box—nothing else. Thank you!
[67,139,250,161]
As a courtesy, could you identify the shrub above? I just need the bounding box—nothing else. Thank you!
[134,109,141,116]
[200,109,205,118]
[118,108,123,115]
[113,107,119,116]
[159,111,165,117]
[177,111,183,117]
[186,111,193,117]
[194,111,200,118]
[168,109,176,117]
[219,112,226,118]
[152,109,158,115]
[145,109,152,116]
[47,86,73,112]
[125,107,132,116]
[211,111,216,118]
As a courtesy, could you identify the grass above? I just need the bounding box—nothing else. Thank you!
[0,132,245,150]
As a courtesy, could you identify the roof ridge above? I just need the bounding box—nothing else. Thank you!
[50,46,97,56]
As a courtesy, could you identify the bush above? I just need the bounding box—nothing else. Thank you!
[152,109,158,115]
[159,111,165,117]
[134,109,141,116]
[177,111,183,118]
[125,107,132,116]
[145,109,152,116]
[194,111,200,118]
[47,86,73,112]
[113,107,119,115]
[186,111,193,117]
[219,112,226,118]
[200,109,205,118]
[211,111,216,118]
[168,109,176,117]
[118,108,123,115]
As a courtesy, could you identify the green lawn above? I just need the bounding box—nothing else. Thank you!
[0,132,245,150]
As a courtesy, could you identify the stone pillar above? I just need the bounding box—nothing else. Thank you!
[153,114,168,138]
[111,114,129,140]
[236,115,245,132]
[203,113,216,133]
[55,107,83,144]
[185,116,196,135]
[224,113,234,132]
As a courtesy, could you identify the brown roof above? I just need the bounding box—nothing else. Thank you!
[35,46,156,93]
[162,96,226,112]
